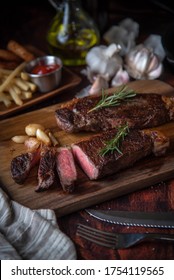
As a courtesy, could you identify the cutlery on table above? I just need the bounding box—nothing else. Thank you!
[77,223,174,249]
[85,209,174,228]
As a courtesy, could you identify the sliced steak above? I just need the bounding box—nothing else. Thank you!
[71,129,169,180]
[55,94,174,132]
[56,147,77,193]
[36,146,57,191]
[11,149,41,184]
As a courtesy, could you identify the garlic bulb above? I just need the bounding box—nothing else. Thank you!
[103,18,139,56]
[125,44,163,80]
[144,34,166,62]
[86,43,122,81]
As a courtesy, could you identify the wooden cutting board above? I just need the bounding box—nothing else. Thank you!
[1,80,174,217]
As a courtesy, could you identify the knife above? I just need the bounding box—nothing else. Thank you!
[86,209,174,228]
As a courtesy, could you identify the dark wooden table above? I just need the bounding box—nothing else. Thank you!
[0,0,174,259]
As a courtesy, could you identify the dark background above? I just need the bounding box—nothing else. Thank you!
[0,0,174,52]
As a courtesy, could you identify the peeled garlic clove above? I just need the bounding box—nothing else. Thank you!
[25,123,45,136]
[36,129,51,146]
[11,135,29,144]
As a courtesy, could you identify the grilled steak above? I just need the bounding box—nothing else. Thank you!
[55,94,174,132]
[11,149,41,184]
[71,129,169,180]
[56,147,77,193]
[36,146,57,191]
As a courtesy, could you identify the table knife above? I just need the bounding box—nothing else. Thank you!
[86,209,174,228]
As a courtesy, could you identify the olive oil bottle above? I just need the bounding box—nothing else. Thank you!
[47,0,100,66]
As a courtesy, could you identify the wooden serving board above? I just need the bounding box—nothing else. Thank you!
[1,80,174,217]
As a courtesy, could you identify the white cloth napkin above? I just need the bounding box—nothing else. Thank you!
[0,188,77,260]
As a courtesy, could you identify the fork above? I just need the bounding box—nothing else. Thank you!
[77,223,174,249]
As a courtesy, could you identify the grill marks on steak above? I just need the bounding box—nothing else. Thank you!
[36,146,57,191]
[71,129,169,180]
[56,147,77,193]
[55,94,174,132]
[10,148,41,184]
[11,145,78,193]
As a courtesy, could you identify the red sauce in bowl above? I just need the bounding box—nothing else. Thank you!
[31,64,60,75]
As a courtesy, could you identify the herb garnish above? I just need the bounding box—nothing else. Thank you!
[88,86,136,113]
[100,124,129,156]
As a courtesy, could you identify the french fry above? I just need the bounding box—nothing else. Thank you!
[21,71,29,81]
[0,62,26,93]
[12,84,22,95]
[0,92,12,107]
[14,78,29,91]
[8,86,23,106]
[25,80,37,92]
[21,91,32,99]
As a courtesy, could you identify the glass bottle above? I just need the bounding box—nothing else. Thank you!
[47,0,100,66]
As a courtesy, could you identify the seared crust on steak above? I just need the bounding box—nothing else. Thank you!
[55,94,174,133]
[36,146,57,191]
[11,149,41,184]
[71,129,169,180]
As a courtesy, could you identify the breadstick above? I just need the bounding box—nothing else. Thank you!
[0,61,19,70]
[7,40,35,62]
[0,49,22,62]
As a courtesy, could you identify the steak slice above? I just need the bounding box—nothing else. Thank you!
[56,147,77,193]
[55,93,174,133]
[36,146,57,191]
[11,149,41,184]
[71,129,169,180]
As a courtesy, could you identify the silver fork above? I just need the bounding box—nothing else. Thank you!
[77,223,174,249]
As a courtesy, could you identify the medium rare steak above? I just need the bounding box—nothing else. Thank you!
[71,129,169,180]
[36,146,57,191]
[55,94,174,132]
[11,149,41,184]
[56,147,77,193]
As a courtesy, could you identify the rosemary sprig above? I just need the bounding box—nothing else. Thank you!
[100,124,129,156]
[88,86,136,113]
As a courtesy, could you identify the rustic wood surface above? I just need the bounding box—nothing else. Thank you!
[1,0,174,260]
[1,80,174,220]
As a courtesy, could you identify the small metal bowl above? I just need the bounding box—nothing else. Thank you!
[24,55,63,93]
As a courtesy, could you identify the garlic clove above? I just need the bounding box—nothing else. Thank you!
[89,76,109,95]
[147,63,163,80]
[111,67,130,87]
[146,55,160,73]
